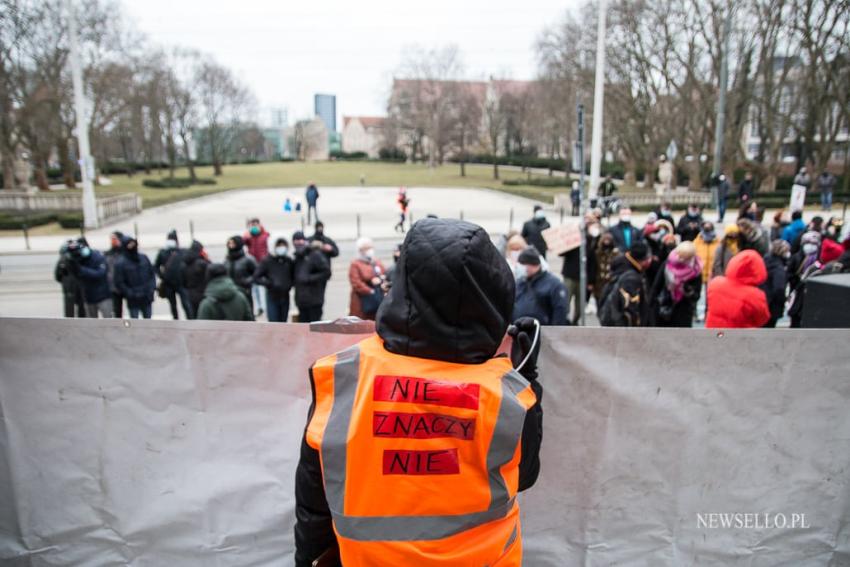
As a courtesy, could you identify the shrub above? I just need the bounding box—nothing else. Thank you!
[0,212,58,230]
[378,147,407,162]
[329,151,369,161]
[141,177,216,189]
[57,213,84,229]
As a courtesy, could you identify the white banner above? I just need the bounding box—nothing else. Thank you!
[1,320,848,565]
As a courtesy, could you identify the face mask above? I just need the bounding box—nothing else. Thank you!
[294,242,306,251]
[803,243,819,255]
[316,227,324,235]
[509,250,521,262]
[702,230,716,242]
[81,247,91,258]
[534,210,545,220]
[588,225,601,237]
[249,226,261,236]
[363,248,375,260]
[275,246,288,256]
[649,232,661,242]
[688,210,699,217]
[165,239,177,249]
[620,215,631,224]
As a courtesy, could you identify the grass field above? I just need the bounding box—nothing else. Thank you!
[95,161,566,208]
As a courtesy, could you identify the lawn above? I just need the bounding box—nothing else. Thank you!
[95,161,567,209]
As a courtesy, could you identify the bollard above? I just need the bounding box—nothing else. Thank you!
[460,210,464,221]
[560,207,565,224]
[22,223,30,251]
[409,211,415,226]
[189,220,195,240]
[356,214,361,238]
[300,215,305,233]
[509,208,514,231]
[134,222,139,239]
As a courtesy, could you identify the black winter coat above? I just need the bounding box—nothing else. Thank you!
[676,213,703,242]
[182,246,209,309]
[224,250,256,295]
[155,247,185,288]
[513,270,569,325]
[608,222,643,251]
[77,250,112,304]
[294,219,543,567]
[648,260,702,327]
[598,254,649,327]
[293,247,331,308]
[760,254,789,326]
[254,254,294,300]
[521,217,551,257]
[560,235,598,282]
[114,252,156,307]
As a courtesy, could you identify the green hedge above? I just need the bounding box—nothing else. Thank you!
[503,177,572,188]
[142,177,217,189]
[0,212,58,230]
[330,151,368,161]
[57,213,84,229]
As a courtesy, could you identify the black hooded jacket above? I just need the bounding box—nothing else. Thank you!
[294,219,544,566]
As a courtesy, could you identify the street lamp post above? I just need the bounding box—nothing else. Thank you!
[66,0,98,229]
[588,0,608,201]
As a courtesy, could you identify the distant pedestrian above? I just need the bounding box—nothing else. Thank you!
[196,264,254,321]
[73,237,114,318]
[305,182,320,224]
[716,174,731,222]
[706,250,770,328]
[521,205,551,258]
[114,236,156,319]
[348,236,387,321]
[254,237,295,322]
[292,231,331,323]
[385,244,402,284]
[593,232,620,303]
[395,186,410,232]
[244,218,270,316]
[817,171,836,212]
[224,235,257,309]
[513,246,568,326]
[570,180,580,216]
[154,230,192,319]
[104,231,125,317]
[182,240,210,319]
[738,171,755,204]
[54,240,87,318]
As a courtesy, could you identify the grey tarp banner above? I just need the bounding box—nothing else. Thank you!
[1,319,848,565]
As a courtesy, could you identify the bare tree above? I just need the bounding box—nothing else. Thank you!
[196,58,252,175]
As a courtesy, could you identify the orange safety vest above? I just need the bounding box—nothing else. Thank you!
[306,334,537,567]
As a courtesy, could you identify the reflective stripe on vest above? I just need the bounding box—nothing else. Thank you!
[319,343,531,542]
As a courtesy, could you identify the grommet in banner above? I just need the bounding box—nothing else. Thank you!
[123,320,131,328]
[716,331,724,338]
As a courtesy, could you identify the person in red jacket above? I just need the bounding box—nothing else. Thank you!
[244,218,270,317]
[705,249,771,328]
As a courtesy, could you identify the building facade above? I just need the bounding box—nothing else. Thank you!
[314,94,337,133]
[341,117,387,158]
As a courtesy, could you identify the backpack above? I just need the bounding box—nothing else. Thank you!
[598,272,640,327]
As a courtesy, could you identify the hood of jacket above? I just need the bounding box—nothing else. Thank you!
[204,275,239,302]
[725,249,767,286]
[376,218,515,364]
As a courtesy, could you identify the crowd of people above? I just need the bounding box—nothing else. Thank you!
[54,217,344,323]
[54,181,847,329]
[503,200,848,329]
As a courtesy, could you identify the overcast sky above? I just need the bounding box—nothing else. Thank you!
[124,0,578,127]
